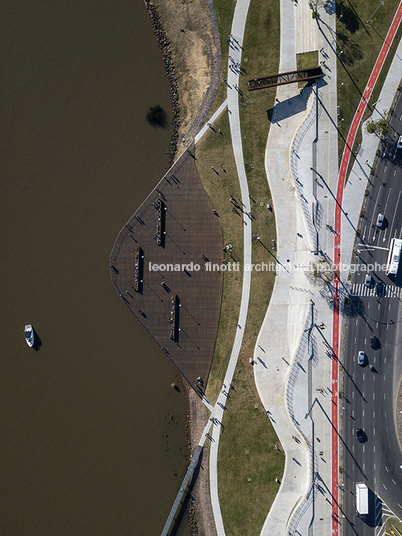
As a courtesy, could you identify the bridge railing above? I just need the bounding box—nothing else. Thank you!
[160,444,203,536]
[285,308,319,535]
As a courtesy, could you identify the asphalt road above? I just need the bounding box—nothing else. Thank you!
[342,89,402,535]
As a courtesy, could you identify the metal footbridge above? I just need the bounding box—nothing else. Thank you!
[247,65,323,91]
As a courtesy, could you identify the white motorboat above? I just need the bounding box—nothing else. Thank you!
[24,325,34,347]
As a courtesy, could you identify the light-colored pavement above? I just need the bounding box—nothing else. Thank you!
[191,1,402,536]
[208,1,253,535]
[254,4,402,536]
[340,38,402,287]
[255,1,341,535]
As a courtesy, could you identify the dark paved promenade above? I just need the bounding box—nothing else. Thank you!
[110,144,223,388]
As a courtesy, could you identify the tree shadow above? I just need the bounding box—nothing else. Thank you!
[146,104,168,127]
[336,29,363,66]
[337,1,361,34]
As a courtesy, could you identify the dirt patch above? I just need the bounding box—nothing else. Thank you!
[144,2,221,532]
[189,389,217,536]
[150,0,221,148]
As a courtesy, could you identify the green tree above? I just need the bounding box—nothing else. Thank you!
[305,260,334,289]
[146,104,165,126]
[309,0,328,18]
[365,113,391,137]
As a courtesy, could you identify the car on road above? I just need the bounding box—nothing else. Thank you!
[397,135,402,149]
[376,213,384,228]
[370,335,379,349]
[358,351,366,366]
[376,281,384,296]
[356,429,365,442]
[364,274,372,287]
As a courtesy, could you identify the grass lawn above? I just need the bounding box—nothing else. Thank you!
[217,359,285,535]
[386,517,402,535]
[297,51,319,88]
[195,112,244,402]
[335,0,402,172]
[193,0,402,533]
[196,0,284,533]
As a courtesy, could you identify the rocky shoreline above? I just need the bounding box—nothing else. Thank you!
[144,0,180,164]
[144,2,221,534]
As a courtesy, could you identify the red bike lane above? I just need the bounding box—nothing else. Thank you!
[331,3,402,534]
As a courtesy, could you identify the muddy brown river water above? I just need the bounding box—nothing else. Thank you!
[1,1,192,534]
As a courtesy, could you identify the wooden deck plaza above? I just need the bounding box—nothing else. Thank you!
[110,145,224,389]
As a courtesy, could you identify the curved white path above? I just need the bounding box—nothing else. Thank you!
[176,0,402,534]
[207,1,252,534]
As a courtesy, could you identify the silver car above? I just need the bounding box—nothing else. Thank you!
[358,351,366,366]
[376,213,384,228]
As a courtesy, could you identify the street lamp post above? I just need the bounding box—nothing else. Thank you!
[367,0,385,24]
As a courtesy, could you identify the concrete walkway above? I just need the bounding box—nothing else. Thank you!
[194,2,402,536]
[254,1,341,535]
[254,4,402,536]
[208,1,253,534]
[340,37,402,286]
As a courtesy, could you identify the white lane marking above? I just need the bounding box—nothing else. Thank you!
[385,465,389,472]
[388,191,401,242]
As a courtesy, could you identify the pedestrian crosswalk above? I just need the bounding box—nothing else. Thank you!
[350,283,401,298]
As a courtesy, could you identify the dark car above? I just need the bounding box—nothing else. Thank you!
[376,281,384,296]
[370,335,379,349]
[356,429,365,442]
